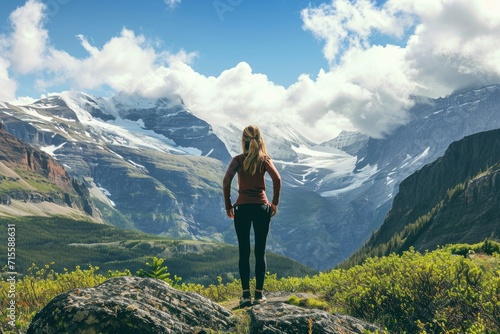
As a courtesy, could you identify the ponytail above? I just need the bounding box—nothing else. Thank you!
[241,125,268,175]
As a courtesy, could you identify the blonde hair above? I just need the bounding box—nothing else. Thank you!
[241,125,268,175]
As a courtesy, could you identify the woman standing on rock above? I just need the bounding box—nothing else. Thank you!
[223,125,281,307]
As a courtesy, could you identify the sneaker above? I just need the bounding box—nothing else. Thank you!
[253,293,267,305]
[239,296,252,308]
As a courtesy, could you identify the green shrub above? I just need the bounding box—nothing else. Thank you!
[1,263,107,331]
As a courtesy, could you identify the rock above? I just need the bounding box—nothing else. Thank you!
[249,303,382,334]
[0,194,11,205]
[26,276,235,334]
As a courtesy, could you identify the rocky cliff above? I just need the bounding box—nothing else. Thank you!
[26,276,381,334]
[345,128,500,265]
[383,128,500,243]
[0,127,99,219]
[0,127,72,190]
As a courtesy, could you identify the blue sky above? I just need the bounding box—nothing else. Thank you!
[1,0,499,142]
[1,0,330,93]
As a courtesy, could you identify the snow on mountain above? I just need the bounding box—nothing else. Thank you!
[24,91,215,157]
[111,91,183,110]
[322,130,369,156]
[40,142,67,157]
[211,123,243,157]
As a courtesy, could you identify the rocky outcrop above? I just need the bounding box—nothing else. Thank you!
[26,277,381,334]
[0,194,11,205]
[0,127,72,190]
[0,128,99,217]
[249,303,381,334]
[26,276,235,334]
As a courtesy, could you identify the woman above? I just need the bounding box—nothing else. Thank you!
[223,125,281,307]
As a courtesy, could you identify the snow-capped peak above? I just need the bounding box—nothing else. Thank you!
[110,92,183,111]
[58,91,96,123]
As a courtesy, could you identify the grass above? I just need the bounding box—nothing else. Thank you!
[13,168,65,194]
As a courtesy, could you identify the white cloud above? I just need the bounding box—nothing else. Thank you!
[299,0,500,138]
[301,0,411,65]
[147,61,289,125]
[2,0,500,142]
[301,45,415,138]
[8,0,48,73]
[158,49,198,66]
[0,57,17,102]
[400,0,500,96]
[164,0,181,10]
[10,96,37,105]
[71,29,157,92]
[35,29,197,98]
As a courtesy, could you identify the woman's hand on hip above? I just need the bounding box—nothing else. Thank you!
[270,204,278,217]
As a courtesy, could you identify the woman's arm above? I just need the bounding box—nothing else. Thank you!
[223,157,239,212]
[265,158,281,208]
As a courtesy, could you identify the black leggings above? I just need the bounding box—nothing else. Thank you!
[234,203,271,291]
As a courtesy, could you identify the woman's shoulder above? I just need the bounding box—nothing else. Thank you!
[259,155,274,169]
[234,153,245,160]
[263,154,273,162]
[232,154,245,164]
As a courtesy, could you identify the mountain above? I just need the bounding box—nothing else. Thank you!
[321,130,369,156]
[1,92,230,238]
[1,84,500,270]
[0,124,101,221]
[318,84,500,267]
[343,128,500,267]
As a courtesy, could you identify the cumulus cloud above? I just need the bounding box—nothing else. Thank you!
[301,0,411,64]
[33,29,196,98]
[0,57,17,102]
[2,0,500,142]
[400,0,500,96]
[72,30,157,92]
[8,0,48,73]
[299,0,500,138]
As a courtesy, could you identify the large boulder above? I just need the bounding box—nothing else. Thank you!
[249,302,382,334]
[26,276,235,334]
